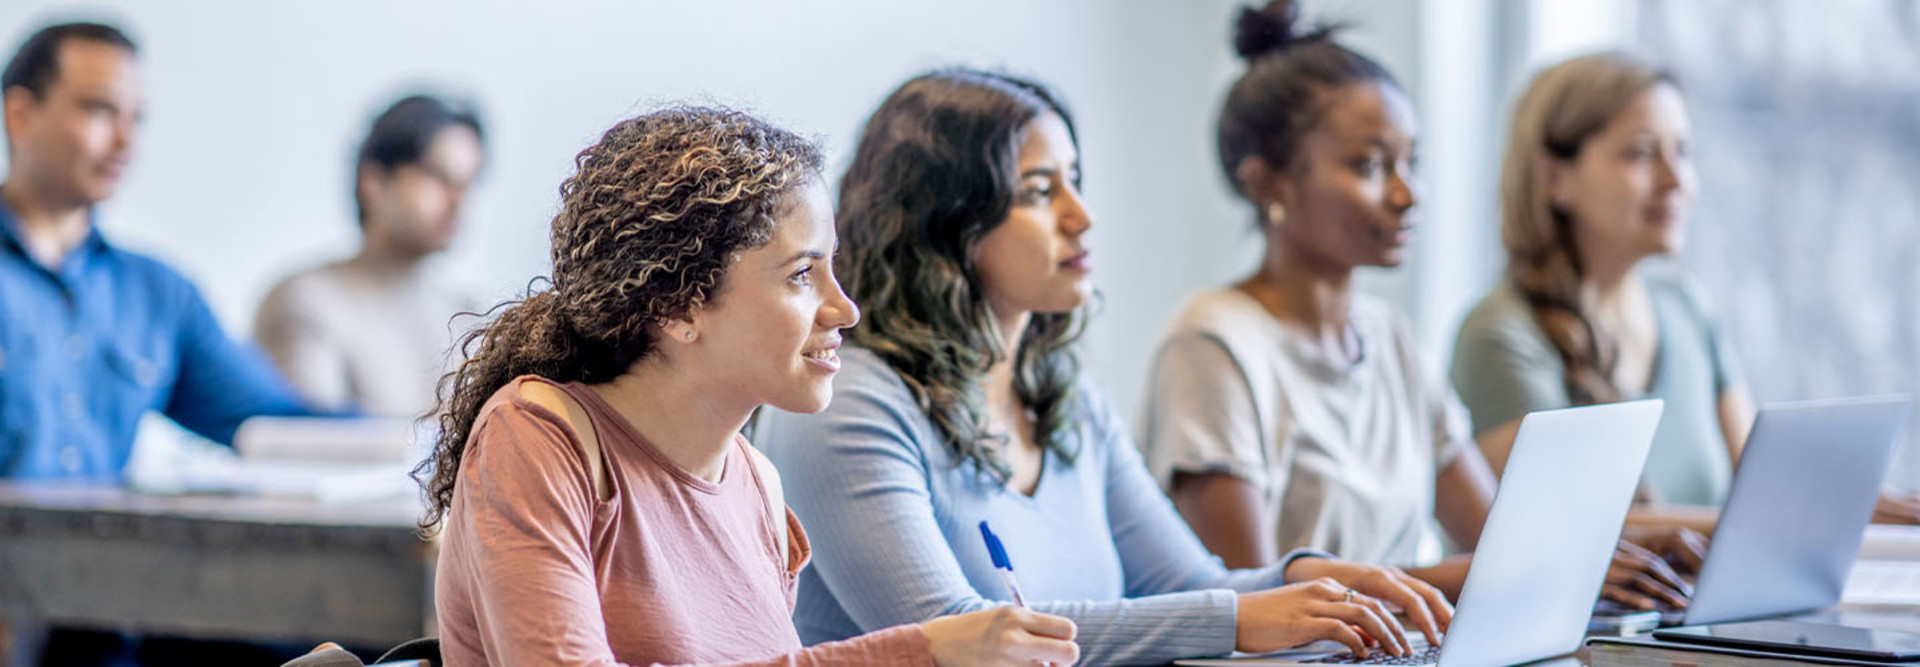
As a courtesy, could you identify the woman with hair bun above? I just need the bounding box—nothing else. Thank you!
[1136,1,1699,612]
[422,106,1081,667]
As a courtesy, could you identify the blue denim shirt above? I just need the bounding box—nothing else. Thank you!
[0,202,311,479]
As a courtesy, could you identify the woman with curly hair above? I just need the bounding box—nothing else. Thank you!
[753,69,1446,665]
[421,106,1079,667]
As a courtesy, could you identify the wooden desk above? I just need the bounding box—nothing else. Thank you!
[0,481,435,663]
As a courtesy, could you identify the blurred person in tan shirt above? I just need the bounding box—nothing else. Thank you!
[254,94,484,418]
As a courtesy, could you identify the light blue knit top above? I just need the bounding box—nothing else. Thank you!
[755,347,1324,666]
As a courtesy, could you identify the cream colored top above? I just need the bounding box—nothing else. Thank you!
[1137,288,1470,566]
[253,254,477,418]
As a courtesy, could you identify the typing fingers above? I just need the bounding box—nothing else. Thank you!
[1373,575,1443,647]
[1615,542,1691,598]
[1308,618,1373,659]
[1668,529,1709,573]
[1600,582,1660,611]
[1400,572,1453,639]
[1316,594,1408,657]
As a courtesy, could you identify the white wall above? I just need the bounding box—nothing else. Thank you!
[1,0,1491,425]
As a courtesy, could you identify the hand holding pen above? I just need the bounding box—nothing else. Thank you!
[968,521,1078,666]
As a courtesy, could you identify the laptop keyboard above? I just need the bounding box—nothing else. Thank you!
[1306,645,1441,665]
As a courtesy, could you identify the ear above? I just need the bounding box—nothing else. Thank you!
[1540,149,1577,212]
[356,165,387,218]
[1235,155,1297,211]
[1233,155,1271,204]
[659,319,693,345]
[3,86,37,147]
[659,308,702,345]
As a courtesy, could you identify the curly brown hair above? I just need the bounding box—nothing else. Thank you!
[415,105,823,531]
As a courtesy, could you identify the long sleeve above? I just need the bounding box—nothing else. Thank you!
[163,279,319,444]
[1095,384,1323,598]
[642,627,930,667]
[761,351,1321,666]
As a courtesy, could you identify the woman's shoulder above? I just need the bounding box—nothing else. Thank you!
[1454,279,1553,348]
[468,376,599,460]
[485,375,587,426]
[1152,286,1283,373]
[451,376,607,497]
[1162,286,1270,338]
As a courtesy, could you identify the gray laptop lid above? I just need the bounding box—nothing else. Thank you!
[1682,395,1912,626]
[1439,400,1664,667]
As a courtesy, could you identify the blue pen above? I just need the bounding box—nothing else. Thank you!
[978,520,1030,608]
[980,521,1053,667]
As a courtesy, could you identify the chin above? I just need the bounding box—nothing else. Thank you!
[81,183,119,204]
[1047,283,1093,313]
[1659,233,1686,255]
[768,385,835,415]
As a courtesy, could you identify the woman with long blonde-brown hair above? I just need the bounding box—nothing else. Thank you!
[1450,53,1752,514]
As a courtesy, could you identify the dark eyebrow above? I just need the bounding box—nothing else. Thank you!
[783,249,826,266]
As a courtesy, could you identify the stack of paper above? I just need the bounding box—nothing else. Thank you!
[1844,524,1920,606]
[138,417,432,504]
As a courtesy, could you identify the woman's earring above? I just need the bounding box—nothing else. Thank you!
[1265,202,1287,228]
[684,330,695,341]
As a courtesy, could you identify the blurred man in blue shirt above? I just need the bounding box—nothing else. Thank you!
[1,22,312,480]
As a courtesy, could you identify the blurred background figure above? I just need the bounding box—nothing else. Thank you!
[0,21,312,481]
[1,19,323,667]
[254,94,485,418]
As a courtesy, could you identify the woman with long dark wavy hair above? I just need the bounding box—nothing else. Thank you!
[418,106,1079,667]
[753,69,1449,665]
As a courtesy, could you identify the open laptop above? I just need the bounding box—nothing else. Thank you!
[1678,395,1913,626]
[1177,400,1664,666]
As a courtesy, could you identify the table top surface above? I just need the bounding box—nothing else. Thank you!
[0,480,428,529]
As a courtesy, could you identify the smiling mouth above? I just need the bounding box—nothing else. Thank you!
[805,348,837,361]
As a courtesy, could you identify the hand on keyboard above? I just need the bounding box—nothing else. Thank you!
[1282,557,1452,647]
[1234,577,1415,659]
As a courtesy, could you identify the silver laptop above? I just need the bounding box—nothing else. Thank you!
[1681,395,1912,626]
[1177,400,1663,666]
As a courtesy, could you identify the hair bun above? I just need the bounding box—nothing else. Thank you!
[1234,0,1302,60]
